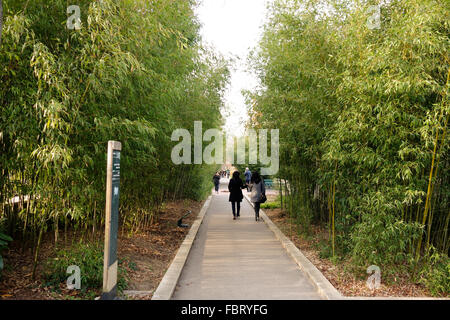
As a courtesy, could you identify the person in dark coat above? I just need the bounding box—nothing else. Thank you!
[212,172,221,194]
[228,171,247,220]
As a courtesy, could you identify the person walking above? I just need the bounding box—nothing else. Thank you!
[228,171,247,220]
[250,171,265,221]
[212,172,221,194]
[244,167,252,192]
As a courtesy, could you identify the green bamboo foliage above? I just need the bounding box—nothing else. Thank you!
[248,0,449,287]
[0,0,229,270]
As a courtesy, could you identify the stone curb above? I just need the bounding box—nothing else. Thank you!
[151,195,212,300]
[122,290,153,298]
[345,296,449,300]
[243,193,342,300]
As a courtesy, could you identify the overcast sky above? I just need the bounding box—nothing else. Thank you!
[195,0,270,137]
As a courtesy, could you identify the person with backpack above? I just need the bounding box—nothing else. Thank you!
[212,172,221,194]
[228,171,247,220]
[250,171,266,221]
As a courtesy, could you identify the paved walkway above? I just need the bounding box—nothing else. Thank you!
[172,179,322,300]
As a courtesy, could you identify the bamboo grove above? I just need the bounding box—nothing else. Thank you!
[247,0,449,292]
[0,0,228,274]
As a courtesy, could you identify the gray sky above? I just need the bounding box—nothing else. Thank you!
[196,0,270,137]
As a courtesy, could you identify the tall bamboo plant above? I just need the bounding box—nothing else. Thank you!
[247,0,449,289]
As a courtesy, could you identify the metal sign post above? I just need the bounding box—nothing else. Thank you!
[101,141,121,300]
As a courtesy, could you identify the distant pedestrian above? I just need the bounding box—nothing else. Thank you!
[213,172,221,194]
[226,169,230,179]
[250,171,265,221]
[228,171,247,220]
[244,167,252,192]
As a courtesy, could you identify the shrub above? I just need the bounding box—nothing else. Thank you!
[0,231,13,278]
[318,241,333,259]
[261,201,281,209]
[44,242,128,298]
[350,210,422,279]
[419,247,450,297]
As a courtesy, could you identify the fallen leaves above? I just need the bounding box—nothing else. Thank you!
[264,208,434,298]
[0,198,204,300]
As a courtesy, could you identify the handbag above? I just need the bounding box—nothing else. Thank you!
[260,193,267,203]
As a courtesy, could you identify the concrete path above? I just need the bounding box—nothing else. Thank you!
[172,179,322,300]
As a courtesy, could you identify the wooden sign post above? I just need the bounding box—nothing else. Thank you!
[101,141,121,300]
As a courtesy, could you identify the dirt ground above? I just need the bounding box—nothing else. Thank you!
[0,199,204,300]
[263,207,436,298]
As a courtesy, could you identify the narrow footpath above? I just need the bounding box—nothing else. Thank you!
[172,178,322,300]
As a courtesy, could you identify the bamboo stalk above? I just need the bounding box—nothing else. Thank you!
[32,222,44,280]
[332,180,336,258]
[54,215,58,246]
[416,68,449,261]
[92,200,96,239]
[279,177,283,209]
[328,185,332,241]
[331,161,337,258]
[442,211,450,252]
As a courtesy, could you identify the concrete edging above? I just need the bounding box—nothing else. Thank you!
[244,193,342,300]
[345,296,449,300]
[151,195,212,300]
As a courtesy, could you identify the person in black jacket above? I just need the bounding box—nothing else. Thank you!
[228,171,247,220]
